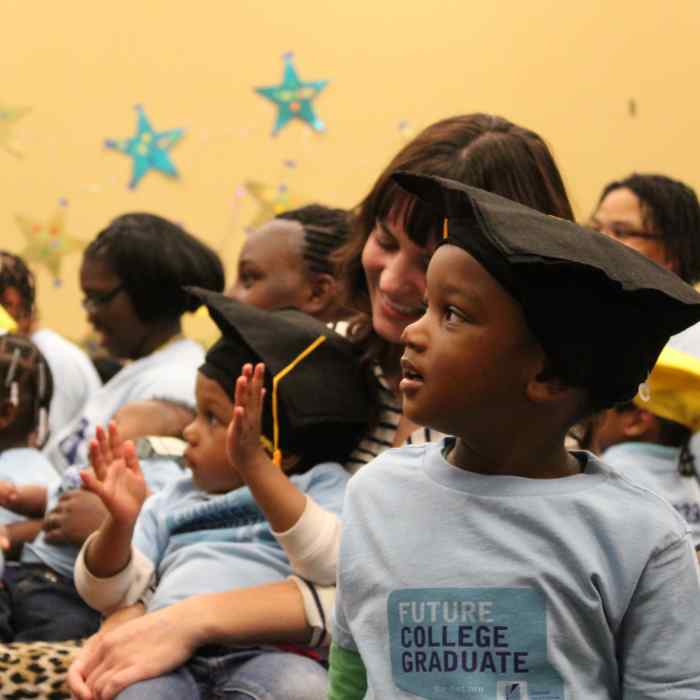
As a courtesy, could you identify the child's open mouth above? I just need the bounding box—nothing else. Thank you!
[399,356,424,393]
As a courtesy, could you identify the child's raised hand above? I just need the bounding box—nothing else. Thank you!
[0,480,18,508]
[80,421,147,528]
[226,363,270,477]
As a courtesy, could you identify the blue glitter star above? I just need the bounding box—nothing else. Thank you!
[105,105,184,189]
[255,53,328,135]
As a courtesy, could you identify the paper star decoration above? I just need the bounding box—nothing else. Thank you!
[244,180,308,229]
[0,103,31,158]
[16,200,84,286]
[255,53,328,135]
[105,105,184,189]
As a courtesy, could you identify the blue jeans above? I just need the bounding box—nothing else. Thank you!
[116,649,328,700]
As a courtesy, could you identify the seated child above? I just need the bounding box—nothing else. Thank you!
[73,289,371,698]
[0,399,194,642]
[592,332,700,551]
[0,334,57,553]
[228,204,350,321]
[328,172,700,699]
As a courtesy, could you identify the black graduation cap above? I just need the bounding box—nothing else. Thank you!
[185,287,371,467]
[392,171,700,408]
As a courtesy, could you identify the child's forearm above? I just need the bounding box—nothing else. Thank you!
[10,485,48,518]
[84,514,137,578]
[241,456,307,533]
[5,518,44,558]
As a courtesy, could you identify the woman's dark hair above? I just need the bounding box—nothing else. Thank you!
[335,113,574,365]
[0,333,53,446]
[277,204,350,276]
[84,213,225,323]
[599,174,700,284]
[0,251,36,318]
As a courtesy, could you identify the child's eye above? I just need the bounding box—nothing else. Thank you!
[444,306,465,324]
[373,223,397,250]
[207,412,221,426]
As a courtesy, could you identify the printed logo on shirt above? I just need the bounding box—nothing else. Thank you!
[58,417,90,467]
[497,680,528,699]
[387,588,564,700]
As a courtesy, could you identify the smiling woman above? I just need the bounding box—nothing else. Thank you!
[43,212,225,474]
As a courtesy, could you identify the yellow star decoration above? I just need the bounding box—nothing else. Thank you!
[0,103,31,157]
[244,180,308,229]
[16,203,84,285]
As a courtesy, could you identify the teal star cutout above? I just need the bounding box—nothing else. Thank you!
[105,105,184,189]
[255,52,328,135]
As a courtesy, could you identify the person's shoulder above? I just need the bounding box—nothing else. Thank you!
[290,461,351,491]
[32,328,100,377]
[350,441,436,490]
[155,337,204,364]
[590,452,690,538]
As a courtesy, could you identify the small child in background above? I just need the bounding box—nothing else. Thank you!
[592,329,700,552]
[228,204,350,321]
[72,288,371,699]
[0,398,194,642]
[0,334,57,553]
[329,173,700,699]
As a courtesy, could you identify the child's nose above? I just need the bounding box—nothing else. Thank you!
[400,316,426,349]
[182,420,198,445]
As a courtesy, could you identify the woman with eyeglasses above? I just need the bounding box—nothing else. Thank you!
[43,212,225,474]
[589,173,700,285]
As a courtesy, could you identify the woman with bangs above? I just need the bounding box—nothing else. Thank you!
[68,114,574,700]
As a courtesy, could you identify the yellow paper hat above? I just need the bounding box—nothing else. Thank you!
[0,305,17,333]
[634,343,700,431]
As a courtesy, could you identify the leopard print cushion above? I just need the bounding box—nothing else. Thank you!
[0,640,83,700]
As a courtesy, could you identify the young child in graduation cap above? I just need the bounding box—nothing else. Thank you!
[328,172,700,700]
[591,330,700,553]
[72,289,371,697]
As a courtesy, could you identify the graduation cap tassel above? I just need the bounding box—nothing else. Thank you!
[271,335,327,469]
[443,218,449,240]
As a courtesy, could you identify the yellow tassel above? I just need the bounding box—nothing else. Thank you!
[442,218,448,239]
[273,449,283,467]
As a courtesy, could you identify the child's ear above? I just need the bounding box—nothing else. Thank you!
[301,273,337,317]
[0,399,17,431]
[526,372,573,404]
[621,408,658,440]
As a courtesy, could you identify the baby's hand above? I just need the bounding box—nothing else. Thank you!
[226,363,271,478]
[80,421,148,528]
[0,480,18,508]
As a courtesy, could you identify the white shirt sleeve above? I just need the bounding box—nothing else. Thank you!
[272,495,341,585]
[74,532,156,614]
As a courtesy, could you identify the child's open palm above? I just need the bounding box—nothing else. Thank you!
[81,421,147,528]
[0,480,18,508]
[226,362,269,477]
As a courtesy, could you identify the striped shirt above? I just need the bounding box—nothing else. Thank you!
[345,363,442,473]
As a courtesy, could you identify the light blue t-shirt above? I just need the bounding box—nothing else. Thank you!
[334,439,700,700]
[133,462,349,612]
[602,442,700,548]
[21,459,185,579]
[42,338,203,474]
[0,448,60,525]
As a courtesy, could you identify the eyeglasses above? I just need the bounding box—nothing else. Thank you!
[81,284,125,312]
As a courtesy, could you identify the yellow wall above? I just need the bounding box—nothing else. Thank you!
[2,0,699,344]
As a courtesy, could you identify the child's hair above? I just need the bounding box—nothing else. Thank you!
[598,174,700,284]
[277,205,350,276]
[84,213,226,323]
[0,251,36,319]
[335,113,574,365]
[0,334,53,446]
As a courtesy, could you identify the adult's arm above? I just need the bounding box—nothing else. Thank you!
[68,579,313,700]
